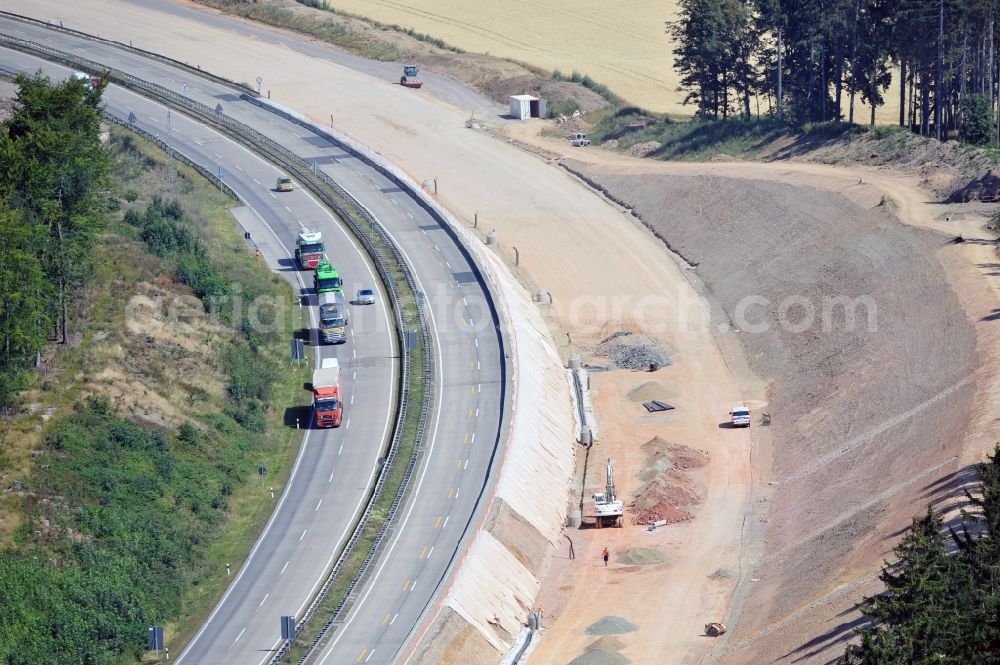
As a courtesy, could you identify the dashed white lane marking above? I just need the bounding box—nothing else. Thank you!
[258,593,269,608]
[233,628,246,644]
[316,499,323,511]
[280,560,290,575]
[299,529,308,542]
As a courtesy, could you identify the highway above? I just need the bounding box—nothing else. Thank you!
[0,15,510,665]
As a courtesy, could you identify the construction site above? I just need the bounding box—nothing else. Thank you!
[4,1,998,664]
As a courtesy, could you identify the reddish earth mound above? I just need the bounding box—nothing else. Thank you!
[630,438,707,525]
[632,502,693,525]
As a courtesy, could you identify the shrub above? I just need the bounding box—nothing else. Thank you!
[961,94,994,146]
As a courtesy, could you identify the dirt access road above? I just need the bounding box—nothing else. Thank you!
[7,1,760,663]
[509,122,997,663]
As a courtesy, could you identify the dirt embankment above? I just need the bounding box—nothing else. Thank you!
[565,163,978,663]
[192,0,611,113]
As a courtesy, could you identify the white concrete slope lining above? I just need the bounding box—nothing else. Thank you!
[438,258,577,653]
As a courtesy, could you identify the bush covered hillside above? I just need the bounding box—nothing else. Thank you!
[0,73,305,663]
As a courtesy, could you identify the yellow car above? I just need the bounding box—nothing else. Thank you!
[276,177,294,192]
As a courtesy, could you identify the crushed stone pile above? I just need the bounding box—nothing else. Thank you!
[569,649,632,665]
[586,636,626,651]
[567,649,630,665]
[597,331,671,371]
[585,615,639,635]
[617,547,668,565]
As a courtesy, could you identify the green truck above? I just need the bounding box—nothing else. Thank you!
[314,259,342,294]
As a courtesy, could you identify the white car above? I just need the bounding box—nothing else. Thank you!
[357,288,376,305]
[730,405,751,428]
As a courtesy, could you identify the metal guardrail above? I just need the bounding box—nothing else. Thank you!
[0,31,435,664]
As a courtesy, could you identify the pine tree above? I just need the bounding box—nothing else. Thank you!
[843,507,967,663]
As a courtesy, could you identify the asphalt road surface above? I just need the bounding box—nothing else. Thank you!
[0,18,510,665]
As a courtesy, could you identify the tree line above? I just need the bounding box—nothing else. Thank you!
[669,0,1000,143]
[841,447,1000,663]
[0,72,108,407]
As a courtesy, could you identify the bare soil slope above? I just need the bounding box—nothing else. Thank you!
[565,162,979,663]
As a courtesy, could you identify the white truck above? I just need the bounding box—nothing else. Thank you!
[730,405,751,427]
[318,291,349,344]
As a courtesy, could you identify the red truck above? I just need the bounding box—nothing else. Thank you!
[295,228,325,270]
[312,358,342,428]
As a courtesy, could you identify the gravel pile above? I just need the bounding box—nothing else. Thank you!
[567,649,630,665]
[585,615,639,635]
[597,332,671,371]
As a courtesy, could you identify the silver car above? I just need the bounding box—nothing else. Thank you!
[357,288,376,305]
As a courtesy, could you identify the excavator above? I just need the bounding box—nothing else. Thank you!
[400,64,423,89]
[591,459,624,528]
